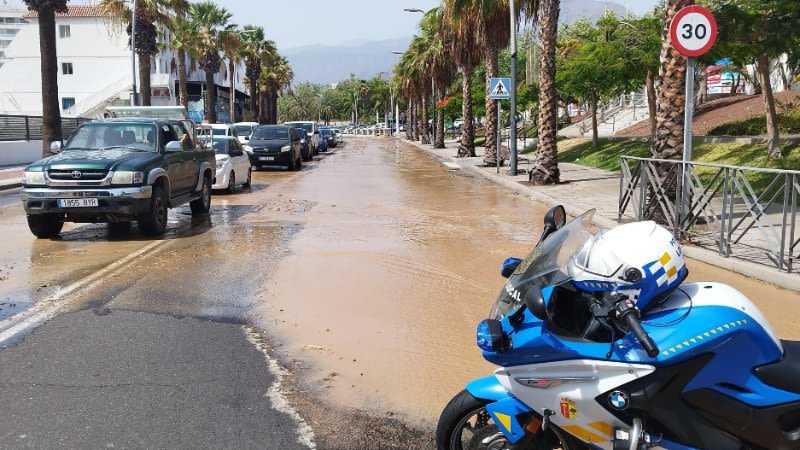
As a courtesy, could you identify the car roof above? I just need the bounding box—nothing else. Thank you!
[88,118,170,124]
[257,124,290,129]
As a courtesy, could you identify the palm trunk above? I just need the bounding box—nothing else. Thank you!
[435,91,445,149]
[484,49,498,163]
[178,49,188,109]
[138,53,152,106]
[531,0,560,184]
[205,69,217,123]
[258,90,267,124]
[413,102,421,141]
[420,96,430,144]
[405,103,413,140]
[37,7,62,157]
[249,76,258,117]
[646,67,657,138]
[460,65,476,157]
[229,60,236,123]
[270,89,278,124]
[590,93,599,148]
[757,54,781,158]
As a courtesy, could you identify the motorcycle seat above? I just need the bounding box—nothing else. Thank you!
[755,340,800,393]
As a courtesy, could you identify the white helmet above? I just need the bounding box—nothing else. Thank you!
[568,221,687,311]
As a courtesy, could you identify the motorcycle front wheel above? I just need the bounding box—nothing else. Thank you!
[436,390,579,450]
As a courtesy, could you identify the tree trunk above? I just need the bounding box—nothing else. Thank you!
[646,67,657,138]
[590,93,599,148]
[484,49,498,163]
[413,102,421,141]
[435,92,445,149]
[258,90,267,124]
[228,60,236,123]
[405,103,413,140]
[460,66,476,157]
[531,0,560,184]
[138,54,152,106]
[249,76,258,117]
[697,65,708,106]
[270,90,278,124]
[757,54,781,158]
[37,7,62,157]
[730,74,740,97]
[420,96,430,144]
[177,49,188,109]
[778,62,791,91]
[205,69,216,123]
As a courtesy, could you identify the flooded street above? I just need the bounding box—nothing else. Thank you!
[1,136,800,448]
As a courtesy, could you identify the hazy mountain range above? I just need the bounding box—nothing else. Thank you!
[285,0,627,85]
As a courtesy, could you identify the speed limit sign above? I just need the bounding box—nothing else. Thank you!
[670,5,717,57]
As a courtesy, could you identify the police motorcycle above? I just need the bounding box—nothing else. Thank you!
[436,206,800,450]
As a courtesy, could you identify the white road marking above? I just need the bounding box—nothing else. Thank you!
[0,239,168,344]
[243,325,317,449]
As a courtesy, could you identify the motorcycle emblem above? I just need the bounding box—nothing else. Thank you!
[559,397,578,419]
[608,391,630,410]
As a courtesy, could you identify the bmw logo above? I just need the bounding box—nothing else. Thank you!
[608,390,630,410]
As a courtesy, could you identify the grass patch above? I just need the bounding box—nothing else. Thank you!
[558,138,800,194]
[708,108,800,136]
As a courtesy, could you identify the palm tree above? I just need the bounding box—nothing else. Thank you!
[241,26,267,119]
[162,14,197,109]
[420,8,455,149]
[651,0,692,166]
[530,0,562,184]
[220,27,243,123]
[443,0,482,157]
[259,55,293,124]
[190,1,233,123]
[100,0,188,106]
[449,0,511,164]
[24,0,69,157]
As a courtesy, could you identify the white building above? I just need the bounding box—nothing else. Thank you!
[0,4,28,70]
[0,4,248,122]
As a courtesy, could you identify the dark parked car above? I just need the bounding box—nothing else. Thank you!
[293,127,312,161]
[320,128,337,148]
[21,118,215,237]
[248,125,303,171]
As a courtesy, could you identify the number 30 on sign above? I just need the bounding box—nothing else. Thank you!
[670,5,717,58]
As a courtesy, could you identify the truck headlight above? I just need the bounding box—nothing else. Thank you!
[23,171,45,186]
[281,145,291,152]
[216,157,229,170]
[111,171,144,185]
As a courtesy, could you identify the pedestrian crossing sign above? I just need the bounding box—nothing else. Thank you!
[489,78,512,99]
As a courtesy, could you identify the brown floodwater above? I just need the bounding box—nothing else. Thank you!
[255,138,800,424]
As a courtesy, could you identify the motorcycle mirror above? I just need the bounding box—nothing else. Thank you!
[500,257,522,278]
[544,205,567,230]
[525,286,548,321]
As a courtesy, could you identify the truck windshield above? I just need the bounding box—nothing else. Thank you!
[287,123,312,133]
[64,123,157,152]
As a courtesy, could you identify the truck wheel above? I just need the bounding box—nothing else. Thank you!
[139,186,168,236]
[190,175,211,214]
[27,214,63,239]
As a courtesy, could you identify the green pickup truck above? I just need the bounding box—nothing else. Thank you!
[21,117,215,238]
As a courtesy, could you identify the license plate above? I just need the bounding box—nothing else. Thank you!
[259,156,275,161]
[57,198,98,208]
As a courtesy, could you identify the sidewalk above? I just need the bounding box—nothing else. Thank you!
[0,166,23,190]
[401,137,800,292]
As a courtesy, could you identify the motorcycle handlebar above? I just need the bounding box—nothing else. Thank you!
[625,313,659,358]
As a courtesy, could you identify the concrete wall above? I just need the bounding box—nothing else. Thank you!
[0,140,42,166]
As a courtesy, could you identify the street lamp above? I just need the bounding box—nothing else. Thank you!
[403,8,424,13]
[509,0,518,175]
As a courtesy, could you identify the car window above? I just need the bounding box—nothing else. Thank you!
[161,125,178,150]
[234,125,252,136]
[171,123,193,150]
[229,139,243,156]
[64,123,157,152]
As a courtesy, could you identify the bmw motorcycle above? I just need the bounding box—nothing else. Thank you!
[436,206,800,450]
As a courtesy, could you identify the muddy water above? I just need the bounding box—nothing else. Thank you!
[258,138,800,425]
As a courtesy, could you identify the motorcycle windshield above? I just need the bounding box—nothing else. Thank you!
[490,210,595,319]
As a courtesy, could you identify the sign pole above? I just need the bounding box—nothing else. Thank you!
[509,0,518,176]
[497,100,502,174]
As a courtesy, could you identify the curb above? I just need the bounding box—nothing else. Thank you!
[402,138,800,293]
[0,182,21,191]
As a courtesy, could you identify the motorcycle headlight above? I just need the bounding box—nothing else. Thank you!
[111,171,144,185]
[281,145,291,152]
[476,319,506,352]
[216,157,229,170]
[23,170,46,186]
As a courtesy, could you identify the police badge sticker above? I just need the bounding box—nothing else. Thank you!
[608,391,630,410]
[559,397,578,419]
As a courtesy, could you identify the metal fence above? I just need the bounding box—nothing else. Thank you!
[619,156,800,272]
[0,114,91,142]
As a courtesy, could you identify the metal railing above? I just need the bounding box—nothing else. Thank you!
[0,114,91,142]
[619,156,800,272]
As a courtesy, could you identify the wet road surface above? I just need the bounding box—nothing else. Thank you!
[0,138,799,449]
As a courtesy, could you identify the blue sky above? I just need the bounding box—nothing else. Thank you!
[4,0,660,51]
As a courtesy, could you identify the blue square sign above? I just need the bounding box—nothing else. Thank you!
[489,78,512,99]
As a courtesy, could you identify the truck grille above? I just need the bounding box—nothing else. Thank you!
[49,169,108,181]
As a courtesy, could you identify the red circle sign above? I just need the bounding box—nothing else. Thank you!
[670,5,718,57]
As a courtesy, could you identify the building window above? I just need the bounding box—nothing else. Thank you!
[59,25,70,38]
[0,40,10,49]
[61,97,75,110]
[62,62,73,75]
[0,29,17,37]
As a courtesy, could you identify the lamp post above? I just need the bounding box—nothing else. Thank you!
[129,0,138,106]
[509,0,518,176]
[392,51,405,135]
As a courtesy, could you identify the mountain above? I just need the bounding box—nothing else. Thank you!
[285,0,628,85]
